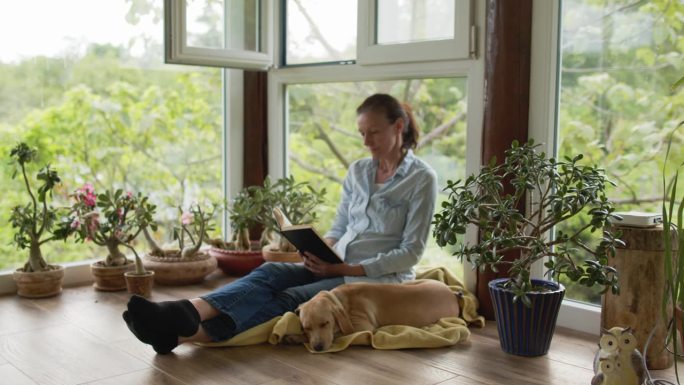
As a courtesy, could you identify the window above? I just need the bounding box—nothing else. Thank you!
[554,0,683,305]
[165,0,272,69]
[286,78,469,275]
[0,0,224,272]
[284,0,357,65]
[357,0,474,65]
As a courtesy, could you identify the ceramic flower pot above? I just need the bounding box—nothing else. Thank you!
[209,242,265,276]
[91,260,135,291]
[262,244,302,263]
[143,250,217,285]
[488,278,565,356]
[124,271,155,298]
[13,265,65,298]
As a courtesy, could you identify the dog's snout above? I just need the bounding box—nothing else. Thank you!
[313,343,325,352]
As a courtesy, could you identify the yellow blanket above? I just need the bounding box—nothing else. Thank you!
[199,266,485,352]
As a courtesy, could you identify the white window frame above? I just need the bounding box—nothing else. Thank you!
[357,0,475,65]
[528,0,600,336]
[164,0,274,70]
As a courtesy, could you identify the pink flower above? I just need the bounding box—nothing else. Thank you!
[70,218,81,229]
[126,191,133,198]
[116,208,123,218]
[78,183,97,207]
[181,212,193,225]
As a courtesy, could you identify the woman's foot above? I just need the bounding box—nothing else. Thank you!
[123,295,201,354]
[122,310,178,354]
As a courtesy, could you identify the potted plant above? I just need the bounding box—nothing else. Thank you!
[70,186,157,291]
[206,189,266,276]
[257,176,326,262]
[9,143,76,298]
[142,203,218,285]
[124,250,155,298]
[662,118,683,372]
[432,139,622,356]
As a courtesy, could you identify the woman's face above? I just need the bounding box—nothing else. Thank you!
[356,110,403,159]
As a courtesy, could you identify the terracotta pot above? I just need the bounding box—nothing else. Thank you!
[91,260,135,291]
[124,271,155,298]
[262,245,302,263]
[143,251,217,285]
[209,243,265,276]
[13,265,65,298]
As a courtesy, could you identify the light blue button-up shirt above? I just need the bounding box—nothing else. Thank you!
[324,150,437,284]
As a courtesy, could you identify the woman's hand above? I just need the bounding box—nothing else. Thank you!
[301,251,365,277]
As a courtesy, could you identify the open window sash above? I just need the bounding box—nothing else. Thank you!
[164,0,273,70]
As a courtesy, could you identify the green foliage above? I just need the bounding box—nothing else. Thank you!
[8,142,75,272]
[432,140,622,306]
[557,0,684,303]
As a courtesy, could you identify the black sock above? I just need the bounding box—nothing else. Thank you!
[122,310,179,355]
[127,295,200,337]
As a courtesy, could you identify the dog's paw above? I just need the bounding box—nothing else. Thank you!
[280,333,308,345]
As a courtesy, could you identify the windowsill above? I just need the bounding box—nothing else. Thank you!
[557,299,600,336]
[0,259,96,295]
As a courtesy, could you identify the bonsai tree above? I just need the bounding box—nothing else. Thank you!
[70,185,157,267]
[257,175,326,252]
[144,203,215,259]
[433,139,622,306]
[9,142,74,272]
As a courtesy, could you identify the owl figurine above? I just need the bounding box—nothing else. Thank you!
[591,353,622,385]
[593,326,646,385]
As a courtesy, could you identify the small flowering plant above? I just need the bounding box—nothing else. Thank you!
[144,203,215,260]
[9,143,75,272]
[70,185,157,269]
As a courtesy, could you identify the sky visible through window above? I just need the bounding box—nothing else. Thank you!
[0,1,159,63]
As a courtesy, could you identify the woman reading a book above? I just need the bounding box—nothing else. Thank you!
[123,93,438,354]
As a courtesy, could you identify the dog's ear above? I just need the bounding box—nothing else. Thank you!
[326,296,354,335]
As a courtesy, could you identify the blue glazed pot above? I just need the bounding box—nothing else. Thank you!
[488,278,565,356]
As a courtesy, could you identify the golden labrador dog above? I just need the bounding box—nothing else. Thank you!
[287,279,461,352]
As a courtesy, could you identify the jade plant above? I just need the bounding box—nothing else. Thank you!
[70,185,157,267]
[432,139,622,305]
[207,176,326,252]
[257,176,326,252]
[9,143,75,272]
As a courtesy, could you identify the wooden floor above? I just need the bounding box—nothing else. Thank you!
[1,271,681,385]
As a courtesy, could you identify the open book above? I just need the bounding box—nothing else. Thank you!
[272,208,343,264]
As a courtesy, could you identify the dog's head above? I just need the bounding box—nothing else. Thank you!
[296,291,353,352]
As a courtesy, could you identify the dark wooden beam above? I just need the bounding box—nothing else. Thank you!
[477,0,533,320]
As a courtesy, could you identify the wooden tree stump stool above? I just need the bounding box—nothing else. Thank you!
[602,225,675,369]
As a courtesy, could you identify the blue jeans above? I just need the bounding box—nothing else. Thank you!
[200,262,344,341]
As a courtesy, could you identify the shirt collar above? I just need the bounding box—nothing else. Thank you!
[371,149,415,178]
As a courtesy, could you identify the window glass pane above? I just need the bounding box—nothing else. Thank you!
[0,0,223,272]
[187,0,258,51]
[557,0,683,304]
[186,0,224,48]
[285,0,356,65]
[287,79,468,277]
[377,0,455,45]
